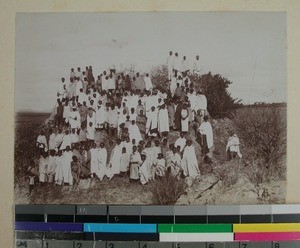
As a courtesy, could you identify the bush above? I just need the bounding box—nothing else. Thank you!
[151,170,187,205]
[235,107,286,180]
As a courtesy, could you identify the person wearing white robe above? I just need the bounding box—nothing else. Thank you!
[130,146,142,181]
[95,104,107,129]
[87,111,96,126]
[86,122,95,142]
[144,94,152,118]
[197,92,208,115]
[153,153,166,177]
[102,76,109,91]
[174,133,187,153]
[226,133,242,159]
[181,107,189,133]
[152,140,162,163]
[97,143,110,180]
[55,150,64,185]
[193,55,202,75]
[68,107,81,130]
[166,51,174,80]
[60,130,72,151]
[128,120,143,144]
[129,94,139,111]
[47,151,57,183]
[173,52,181,74]
[36,131,48,152]
[109,139,124,178]
[181,140,200,178]
[54,129,64,151]
[57,78,67,100]
[63,103,70,125]
[158,105,170,134]
[48,130,56,151]
[142,142,155,180]
[144,73,153,91]
[120,147,130,173]
[170,76,177,96]
[199,116,214,150]
[78,89,88,105]
[124,137,133,156]
[129,108,137,122]
[62,146,73,185]
[90,143,98,178]
[139,154,150,185]
[188,90,198,112]
[170,148,182,177]
[39,153,48,183]
[70,129,79,145]
[146,107,158,136]
[181,56,189,73]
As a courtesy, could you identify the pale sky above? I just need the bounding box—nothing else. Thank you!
[15,12,286,112]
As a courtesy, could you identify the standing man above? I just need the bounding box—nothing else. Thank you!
[199,115,214,155]
[193,55,202,75]
[173,52,181,76]
[166,51,174,80]
[181,56,189,74]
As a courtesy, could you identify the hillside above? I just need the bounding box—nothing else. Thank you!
[14,107,286,205]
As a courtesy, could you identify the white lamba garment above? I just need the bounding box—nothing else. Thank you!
[226,134,242,158]
[198,94,207,111]
[159,233,234,242]
[128,124,143,144]
[199,121,214,149]
[144,76,153,91]
[158,108,170,133]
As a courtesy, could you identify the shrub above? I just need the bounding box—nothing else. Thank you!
[151,170,187,205]
[235,106,286,180]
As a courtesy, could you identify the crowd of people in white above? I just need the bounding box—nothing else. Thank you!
[29,52,241,193]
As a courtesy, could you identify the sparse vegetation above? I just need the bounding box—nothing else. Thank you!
[235,106,287,182]
[151,170,188,205]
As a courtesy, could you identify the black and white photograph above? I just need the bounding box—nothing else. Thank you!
[14,12,287,205]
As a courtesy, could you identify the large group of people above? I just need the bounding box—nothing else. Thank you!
[28,51,241,194]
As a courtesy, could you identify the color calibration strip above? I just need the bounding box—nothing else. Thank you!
[15,204,300,246]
